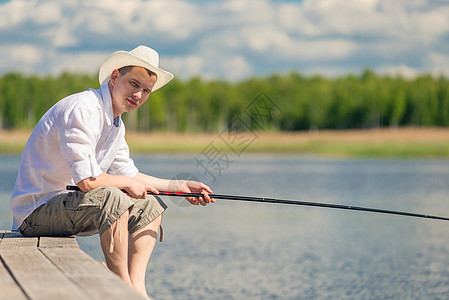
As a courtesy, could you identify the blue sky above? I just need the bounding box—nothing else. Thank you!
[0,0,448,80]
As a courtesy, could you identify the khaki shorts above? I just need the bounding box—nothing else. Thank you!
[19,186,167,237]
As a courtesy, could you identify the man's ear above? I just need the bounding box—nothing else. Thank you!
[110,69,120,86]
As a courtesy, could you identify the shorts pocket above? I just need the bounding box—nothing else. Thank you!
[62,191,100,211]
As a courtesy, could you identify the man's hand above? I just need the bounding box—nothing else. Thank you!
[123,177,159,199]
[133,173,214,205]
[177,180,215,206]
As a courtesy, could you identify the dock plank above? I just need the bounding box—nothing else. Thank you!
[0,257,28,300]
[0,231,37,249]
[0,231,146,300]
[39,236,78,248]
[40,247,146,300]
[1,247,88,300]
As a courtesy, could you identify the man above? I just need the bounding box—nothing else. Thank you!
[10,45,214,299]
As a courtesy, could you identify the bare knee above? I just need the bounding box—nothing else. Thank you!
[131,214,162,240]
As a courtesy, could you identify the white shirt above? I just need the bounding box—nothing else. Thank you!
[10,83,139,230]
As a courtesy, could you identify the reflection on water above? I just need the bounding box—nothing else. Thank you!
[1,155,449,299]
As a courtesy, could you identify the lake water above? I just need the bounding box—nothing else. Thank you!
[1,154,449,299]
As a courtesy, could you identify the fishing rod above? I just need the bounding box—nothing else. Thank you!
[66,186,449,221]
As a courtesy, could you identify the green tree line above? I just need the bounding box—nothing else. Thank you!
[1,69,449,132]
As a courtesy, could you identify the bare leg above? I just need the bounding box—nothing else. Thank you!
[128,214,162,298]
[100,210,132,286]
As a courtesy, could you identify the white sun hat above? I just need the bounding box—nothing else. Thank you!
[98,45,174,92]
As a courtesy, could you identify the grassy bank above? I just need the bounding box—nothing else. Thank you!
[1,128,448,158]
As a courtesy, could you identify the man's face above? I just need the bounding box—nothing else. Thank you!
[109,66,157,117]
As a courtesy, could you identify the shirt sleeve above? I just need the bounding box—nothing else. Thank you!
[107,137,139,177]
[58,105,103,184]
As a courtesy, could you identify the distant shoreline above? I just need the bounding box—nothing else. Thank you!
[1,127,448,158]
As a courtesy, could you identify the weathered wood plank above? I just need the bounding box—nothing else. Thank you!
[0,257,28,300]
[40,247,146,300]
[39,236,78,248]
[1,247,88,300]
[0,230,28,300]
[0,232,37,249]
[0,232,146,300]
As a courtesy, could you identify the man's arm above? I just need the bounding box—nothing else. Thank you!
[77,172,214,205]
[76,172,157,199]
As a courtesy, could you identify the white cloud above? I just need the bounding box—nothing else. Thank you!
[145,0,202,39]
[240,26,356,61]
[48,51,108,76]
[429,53,449,77]
[52,22,78,47]
[379,65,420,79]
[220,55,252,80]
[0,0,28,29]
[11,45,42,64]
[164,55,204,78]
[32,1,61,24]
[0,0,448,79]
[0,44,43,73]
[221,0,274,24]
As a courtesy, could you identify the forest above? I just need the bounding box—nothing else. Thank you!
[1,69,448,132]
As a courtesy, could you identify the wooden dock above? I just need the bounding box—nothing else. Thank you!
[0,231,147,300]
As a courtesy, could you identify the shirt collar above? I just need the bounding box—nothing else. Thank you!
[100,83,121,128]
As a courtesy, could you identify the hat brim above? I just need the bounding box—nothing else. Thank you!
[98,51,174,92]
